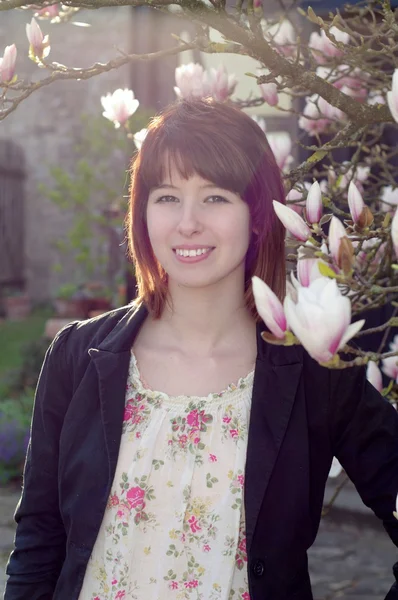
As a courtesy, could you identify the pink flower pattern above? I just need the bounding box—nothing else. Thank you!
[79,354,253,599]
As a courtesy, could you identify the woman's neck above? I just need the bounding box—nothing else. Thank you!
[156,278,256,358]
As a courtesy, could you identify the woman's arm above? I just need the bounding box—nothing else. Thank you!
[328,364,398,597]
[3,322,76,600]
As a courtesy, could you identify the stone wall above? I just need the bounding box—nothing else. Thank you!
[0,7,133,302]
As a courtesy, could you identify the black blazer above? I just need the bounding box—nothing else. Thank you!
[4,303,398,600]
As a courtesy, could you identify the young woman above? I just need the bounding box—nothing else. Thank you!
[4,99,398,600]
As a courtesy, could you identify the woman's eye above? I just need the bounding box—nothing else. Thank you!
[206,195,229,203]
[156,196,178,203]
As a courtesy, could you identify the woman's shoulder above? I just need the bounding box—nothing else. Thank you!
[53,302,146,361]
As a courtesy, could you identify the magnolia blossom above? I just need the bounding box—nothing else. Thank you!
[382,336,398,383]
[309,26,350,64]
[267,132,293,171]
[36,4,60,18]
[175,63,210,99]
[133,128,147,151]
[0,44,17,83]
[368,92,385,106]
[262,19,296,57]
[355,238,386,267]
[286,187,306,215]
[380,186,398,213]
[317,65,368,100]
[298,94,345,136]
[348,182,365,225]
[328,216,348,266]
[328,457,343,478]
[272,200,311,241]
[101,89,139,128]
[387,69,398,124]
[284,277,365,363]
[306,181,323,224]
[174,63,237,102]
[252,276,287,339]
[392,207,398,257]
[366,361,383,393]
[296,245,325,287]
[259,81,278,106]
[328,162,370,194]
[26,18,50,60]
[208,65,238,102]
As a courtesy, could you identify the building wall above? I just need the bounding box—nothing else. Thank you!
[0,8,132,302]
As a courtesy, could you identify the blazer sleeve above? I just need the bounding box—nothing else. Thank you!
[3,322,77,600]
[328,364,398,598]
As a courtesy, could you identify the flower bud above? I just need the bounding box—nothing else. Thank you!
[0,44,17,83]
[26,18,50,60]
[366,361,383,393]
[272,200,311,241]
[305,181,323,224]
[252,276,287,339]
[348,181,373,228]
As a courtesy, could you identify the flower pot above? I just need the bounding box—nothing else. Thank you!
[54,298,87,319]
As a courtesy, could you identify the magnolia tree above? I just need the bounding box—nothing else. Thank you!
[1,0,398,488]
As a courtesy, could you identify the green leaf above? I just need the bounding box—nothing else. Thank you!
[318,262,338,279]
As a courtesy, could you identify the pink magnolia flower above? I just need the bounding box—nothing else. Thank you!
[296,245,325,287]
[348,182,365,225]
[267,132,293,171]
[0,44,17,83]
[382,336,398,383]
[381,186,398,213]
[309,26,350,64]
[299,94,345,136]
[272,200,311,241]
[174,62,237,102]
[328,216,348,267]
[209,64,238,102]
[252,275,287,339]
[26,18,50,60]
[188,515,201,533]
[101,88,139,129]
[259,81,278,106]
[36,4,60,18]
[262,19,296,57]
[387,68,398,123]
[284,277,365,364]
[126,486,145,510]
[286,187,306,215]
[133,127,147,151]
[366,361,383,393]
[306,181,323,224]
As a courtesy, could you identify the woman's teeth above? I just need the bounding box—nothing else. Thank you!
[175,248,212,257]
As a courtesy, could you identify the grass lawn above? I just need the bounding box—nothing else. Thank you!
[0,309,52,384]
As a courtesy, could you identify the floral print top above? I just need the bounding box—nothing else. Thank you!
[78,351,254,600]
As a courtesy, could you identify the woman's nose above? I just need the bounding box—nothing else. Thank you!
[176,204,203,237]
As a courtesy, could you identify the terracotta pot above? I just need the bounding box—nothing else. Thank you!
[4,295,31,320]
[54,298,87,318]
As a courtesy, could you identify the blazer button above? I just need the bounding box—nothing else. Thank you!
[251,559,265,578]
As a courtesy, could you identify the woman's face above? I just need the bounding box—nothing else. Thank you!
[146,161,252,291]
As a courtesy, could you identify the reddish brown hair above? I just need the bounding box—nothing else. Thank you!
[127,98,286,321]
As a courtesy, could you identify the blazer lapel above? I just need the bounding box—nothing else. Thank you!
[88,303,149,483]
[245,326,303,551]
